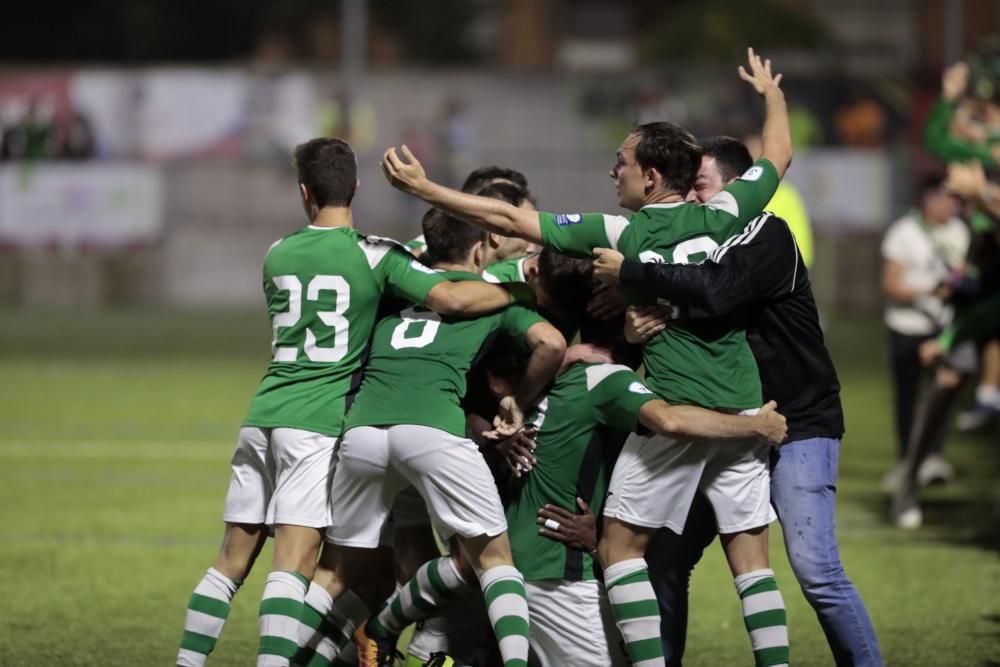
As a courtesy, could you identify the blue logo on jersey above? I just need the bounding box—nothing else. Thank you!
[555,213,583,226]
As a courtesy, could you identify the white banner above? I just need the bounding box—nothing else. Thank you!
[0,164,163,247]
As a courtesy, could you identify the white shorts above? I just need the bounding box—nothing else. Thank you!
[222,426,337,529]
[525,579,629,667]
[328,424,507,548]
[375,485,433,549]
[604,429,776,535]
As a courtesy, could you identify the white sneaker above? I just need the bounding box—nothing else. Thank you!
[896,506,923,530]
[917,455,955,486]
[881,464,904,493]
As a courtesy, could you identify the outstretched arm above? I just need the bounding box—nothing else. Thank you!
[381,145,543,242]
[639,399,787,445]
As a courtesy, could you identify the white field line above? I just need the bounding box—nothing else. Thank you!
[0,441,232,461]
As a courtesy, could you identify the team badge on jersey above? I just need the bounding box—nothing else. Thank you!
[628,381,653,395]
[555,213,583,226]
[739,165,764,182]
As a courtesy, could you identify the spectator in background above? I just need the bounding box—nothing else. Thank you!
[61,110,96,160]
[923,61,1000,431]
[880,174,970,494]
[834,93,887,148]
[1,97,56,160]
[925,62,1000,166]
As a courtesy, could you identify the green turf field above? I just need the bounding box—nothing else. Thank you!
[0,309,997,666]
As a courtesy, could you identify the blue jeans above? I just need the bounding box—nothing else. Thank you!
[647,437,883,666]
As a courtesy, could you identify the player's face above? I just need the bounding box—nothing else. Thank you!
[686,156,727,203]
[610,134,645,211]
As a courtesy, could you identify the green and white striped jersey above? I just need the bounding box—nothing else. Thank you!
[345,270,545,437]
[506,362,658,581]
[243,225,445,437]
[538,159,780,409]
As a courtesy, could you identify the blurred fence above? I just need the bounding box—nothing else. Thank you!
[0,67,901,312]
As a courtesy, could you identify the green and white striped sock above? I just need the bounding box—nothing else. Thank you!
[605,558,665,667]
[292,584,369,667]
[734,568,789,667]
[369,556,471,640]
[258,571,309,667]
[479,565,530,667]
[177,567,241,667]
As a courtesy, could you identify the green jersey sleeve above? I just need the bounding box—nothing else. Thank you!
[702,158,780,226]
[924,99,998,166]
[538,211,630,258]
[584,363,658,432]
[498,305,546,350]
[375,243,445,304]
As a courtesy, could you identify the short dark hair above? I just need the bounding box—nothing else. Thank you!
[578,315,643,370]
[421,208,487,265]
[537,248,594,313]
[632,122,702,195]
[293,138,357,208]
[475,182,528,208]
[461,165,530,193]
[916,171,948,200]
[701,136,754,183]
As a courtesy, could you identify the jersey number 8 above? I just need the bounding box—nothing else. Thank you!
[271,274,350,363]
[390,307,442,349]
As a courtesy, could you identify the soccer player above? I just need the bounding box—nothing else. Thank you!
[591,135,884,665]
[379,48,793,667]
[324,209,567,667]
[175,138,530,667]
[501,315,788,667]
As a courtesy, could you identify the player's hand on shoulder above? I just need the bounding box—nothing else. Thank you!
[494,428,537,478]
[624,304,671,344]
[587,282,626,320]
[738,47,783,96]
[381,144,428,195]
[756,400,787,446]
[592,248,625,286]
[536,497,598,554]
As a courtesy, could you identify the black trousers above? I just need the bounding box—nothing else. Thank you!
[888,328,946,459]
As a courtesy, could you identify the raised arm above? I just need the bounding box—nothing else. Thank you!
[739,47,792,178]
[381,145,543,243]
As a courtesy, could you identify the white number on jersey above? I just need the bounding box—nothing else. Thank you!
[271,274,351,363]
[390,307,442,349]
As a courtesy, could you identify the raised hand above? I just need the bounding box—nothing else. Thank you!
[380,144,429,195]
[945,160,987,198]
[738,47,783,96]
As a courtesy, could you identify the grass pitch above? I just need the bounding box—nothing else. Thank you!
[0,309,997,666]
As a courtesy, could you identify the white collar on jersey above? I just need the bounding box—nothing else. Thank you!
[640,202,686,210]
